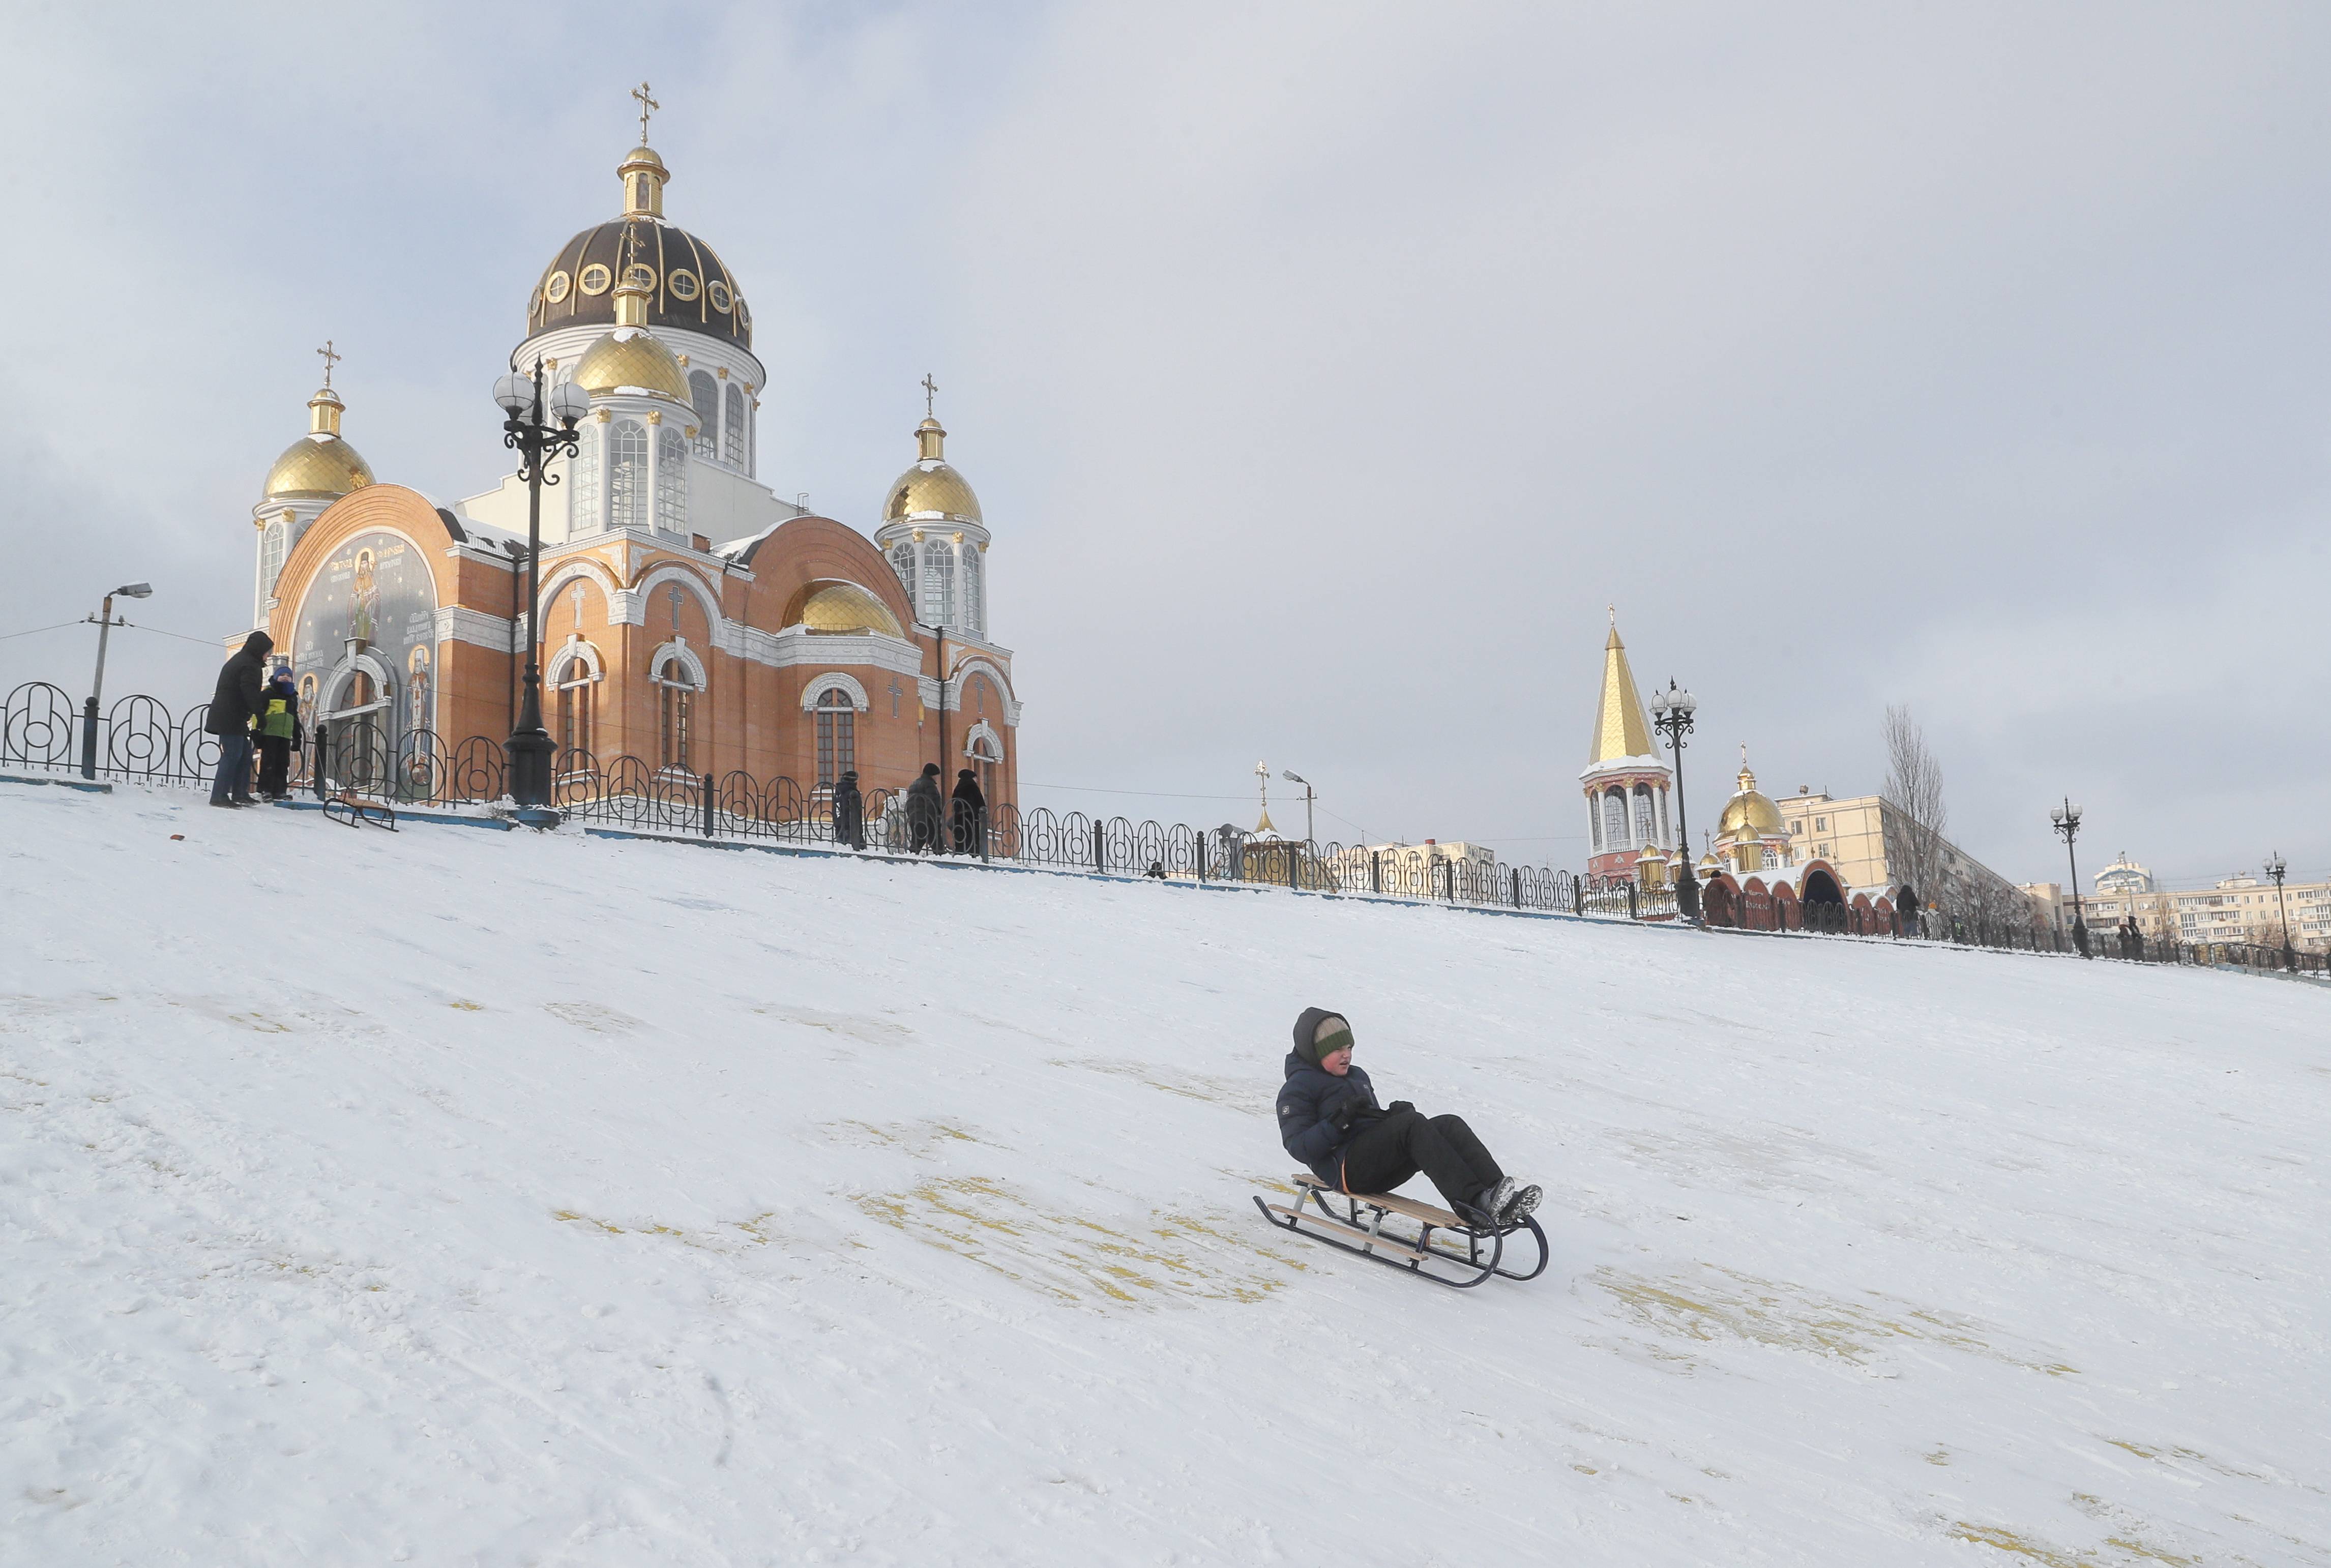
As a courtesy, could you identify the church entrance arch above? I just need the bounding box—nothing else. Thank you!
[1802,868,1845,933]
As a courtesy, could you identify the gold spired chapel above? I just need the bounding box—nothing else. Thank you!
[239,95,1021,809]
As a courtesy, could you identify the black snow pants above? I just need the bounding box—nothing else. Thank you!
[256,736,292,798]
[1338,1109,1503,1215]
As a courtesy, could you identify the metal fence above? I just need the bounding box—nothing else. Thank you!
[10,679,2315,972]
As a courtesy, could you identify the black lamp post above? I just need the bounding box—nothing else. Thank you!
[1648,679,1700,922]
[80,581,153,779]
[2265,851,2293,970]
[1282,769,1317,847]
[2050,797,2087,957]
[491,361,588,810]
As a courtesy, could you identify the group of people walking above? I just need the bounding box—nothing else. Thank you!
[830,762,989,856]
[205,632,304,808]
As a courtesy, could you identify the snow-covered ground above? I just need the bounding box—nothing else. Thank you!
[2,783,2324,1567]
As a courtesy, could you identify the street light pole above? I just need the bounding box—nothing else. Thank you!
[80,582,153,779]
[2265,851,2293,970]
[492,361,587,811]
[1282,769,1316,846]
[2050,797,2086,957]
[1648,679,1700,922]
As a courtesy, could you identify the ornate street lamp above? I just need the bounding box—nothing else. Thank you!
[2264,851,2294,970]
[1648,679,1699,921]
[80,581,152,779]
[2050,798,2087,957]
[491,362,589,810]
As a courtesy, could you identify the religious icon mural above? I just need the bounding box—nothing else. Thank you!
[291,529,437,744]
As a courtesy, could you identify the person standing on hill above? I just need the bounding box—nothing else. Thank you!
[950,767,986,856]
[253,667,303,802]
[204,631,272,808]
[906,762,943,853]
[832,768,866,851]
[1276,1007,1540,1229]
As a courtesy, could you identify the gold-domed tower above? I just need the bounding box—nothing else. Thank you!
[249,344,374,631]
[872,377,993,641]
[1712,747,1793,874]
[1580,609,1674,881]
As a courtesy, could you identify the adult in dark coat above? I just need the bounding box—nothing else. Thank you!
[950,768,986,856]
[204,631,272,806]
[1275,1007,1539,1228]
[905,762,943,853]
[832,769,866,851]
[253,668,304,801]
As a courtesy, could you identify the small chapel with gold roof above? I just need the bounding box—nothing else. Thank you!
[238,92,1020,810]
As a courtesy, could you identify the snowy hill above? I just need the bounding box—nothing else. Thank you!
[2,784,2324,1567]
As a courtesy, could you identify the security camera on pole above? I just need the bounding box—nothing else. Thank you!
[80,582,153,779]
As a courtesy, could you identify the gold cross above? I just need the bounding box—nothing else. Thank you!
[922,372,938,419]
[632,81,658,144]
[316,339,340,388]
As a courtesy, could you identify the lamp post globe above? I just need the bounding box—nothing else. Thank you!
[2051,796,2087,957]
[496,359,584,816]
[1649,678,1700,923]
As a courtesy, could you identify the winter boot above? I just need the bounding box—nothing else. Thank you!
[1499,1184,1542,1226]
[1470,1177,1515,1229]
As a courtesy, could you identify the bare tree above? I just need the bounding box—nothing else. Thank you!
[1882,704,1950,934]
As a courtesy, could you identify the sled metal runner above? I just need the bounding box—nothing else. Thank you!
[324,791,397,831]
[1254,1173,1547,1289]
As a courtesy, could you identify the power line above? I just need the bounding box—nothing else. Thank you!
[119,622,229,648]
[0,620,85,642]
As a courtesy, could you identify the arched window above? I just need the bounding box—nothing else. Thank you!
[890,541,917,599]
[723,383,746,468]
[969,725,1004,804]
[689,372,718,458]
[921,542,955,627]
[1633,787,1656,847]
[658,657,694,773]
[256,519,286,623]
[571,421,601,533]
[1602,789,1628,850]
[556,665,594,767]
[609,420,648,531]
[815,686,854,788]
[1589,794,1603,851]
[962,542,984,637]
[655,426,687,535]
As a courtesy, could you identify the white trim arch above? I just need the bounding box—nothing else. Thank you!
[321,648,397,719]
[628,563,724,630]
[951,657,1016,722]
[647,639,707,690]
[963,719,1003,761]
[546,639,604,685]
[800,671,870,712]
[540,558,625,607]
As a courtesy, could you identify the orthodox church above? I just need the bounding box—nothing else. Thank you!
[1579,616,1896,930]
[239,103,1020,809]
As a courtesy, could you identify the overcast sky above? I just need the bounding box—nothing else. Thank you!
[4,3,2326,889]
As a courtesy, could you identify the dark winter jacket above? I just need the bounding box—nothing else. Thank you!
[832,772,865,847]
[1276,1008,1382,1187]
[206,632,274,735]
[257,677,302,744]
[906,765,943,845]
[950,770,985,813]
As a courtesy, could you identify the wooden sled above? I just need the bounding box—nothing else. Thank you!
[1254,1173,1548,1289]
[324,791,397,831]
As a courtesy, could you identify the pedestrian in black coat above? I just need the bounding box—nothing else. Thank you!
[950,768,986,856]
[906,762,943,853]
[204,631,272,806]
[1274,1007,1540,1229]
[832,769,866,851]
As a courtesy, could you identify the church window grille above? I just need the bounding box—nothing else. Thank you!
[571,421,601,532]
[1589,796,1603,852]
[658,658,695,774]
[723,384,746,468]
[962,543,984,637]
[609,420,647,531]
[689,372,719,458]
[1633,788,1655,847]
[890,541,917,599]
[921,541,955,627]
[1602,790,1628,850]
[815,687,855,788]
[655,426,688,535]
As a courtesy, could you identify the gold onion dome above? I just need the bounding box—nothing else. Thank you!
[883,417,982,523]
[526,142,749,348]
[571,326,690,402]
[1716,756,1786,839]
[264,386,373,499]
[784,581,904,638]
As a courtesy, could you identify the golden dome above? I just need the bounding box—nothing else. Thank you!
[1715,756,1786,840]
[264,433,373,499]
[882,416,982,523]
[572,327,689,402]
[785,580,904,638]
[618,144,667,174]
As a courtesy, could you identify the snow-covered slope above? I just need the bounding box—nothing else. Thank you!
[2,785,2324,1566]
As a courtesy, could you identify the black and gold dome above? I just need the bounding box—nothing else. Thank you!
[525,144,750,349]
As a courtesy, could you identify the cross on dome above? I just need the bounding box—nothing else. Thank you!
[922,372,939,419]
[632,81,659,145]
[316,339,341,388]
